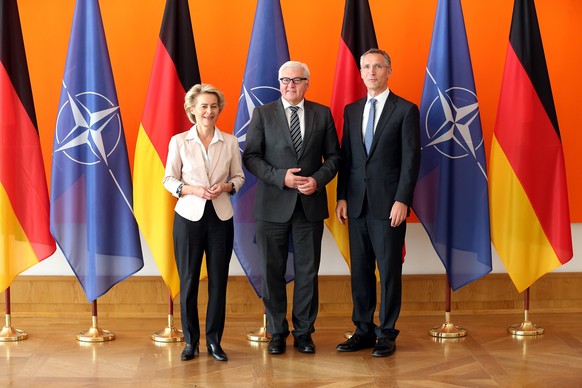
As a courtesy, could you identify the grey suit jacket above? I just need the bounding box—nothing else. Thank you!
[337,92,420,220]
[243,99,341,223]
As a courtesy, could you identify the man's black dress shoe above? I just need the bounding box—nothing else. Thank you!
[267,334,286,354]
[181,343,199,361]
[371,337,396,357]
[336,334,376,352]
[294,334,316,353]
[207,343,228,361]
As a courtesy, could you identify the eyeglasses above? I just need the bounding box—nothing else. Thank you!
[361,64,388,71]
[279,77,308,85]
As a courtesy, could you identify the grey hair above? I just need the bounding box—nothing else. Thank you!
[278,61,310,80]
[359,48,391,69]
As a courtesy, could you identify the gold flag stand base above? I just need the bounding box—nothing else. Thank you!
[247,314,270,342]
[344,331,353,339]
[0,315,27,342]
[152,314,184,343]
[428,312,467,338]
[77,316,115,342]
[508,310,544,336]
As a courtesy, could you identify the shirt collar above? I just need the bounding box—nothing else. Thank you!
[281,98,305,111]
[367,88,390,105]
[185,124,223,143]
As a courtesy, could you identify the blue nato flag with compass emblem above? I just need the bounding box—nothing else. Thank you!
[232,0,290,297]
[50,0,143,302]
[412,0,491,291]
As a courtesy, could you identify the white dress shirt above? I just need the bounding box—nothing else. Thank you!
[282,98,306,139]
[361,88,391,141]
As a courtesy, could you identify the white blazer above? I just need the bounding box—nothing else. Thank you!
[162,125,245,221]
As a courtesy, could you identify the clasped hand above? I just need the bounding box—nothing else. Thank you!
[188,183,227,200]
[285,168,317,195]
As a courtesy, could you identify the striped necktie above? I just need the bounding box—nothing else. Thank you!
[364,98,376,155]
[289,106,302,155]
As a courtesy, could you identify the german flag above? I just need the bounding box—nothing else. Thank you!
[490,0,572,292]
[133,0,200,299]
[326,0,377,267]
[0,0,55,291]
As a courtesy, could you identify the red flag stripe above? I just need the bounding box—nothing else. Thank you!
[0,63,54,260]
[494,45,571,262]
[133,0,201,299]
[330,39,367,143]
[140,41,192,163]
[326,0,382,269]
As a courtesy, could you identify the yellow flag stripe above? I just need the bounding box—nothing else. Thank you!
[490,137,562,292]
[0,184,39,290]
[325,177,351,266]
[134,126,209,299]
[134,127,181,298]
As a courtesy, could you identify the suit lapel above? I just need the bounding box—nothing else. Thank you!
[207,133,223,179]
[353,98,367,156]
[186,129,211,186]
[274,101,296,154]
[369,92,398,156]
[302,101,314,158]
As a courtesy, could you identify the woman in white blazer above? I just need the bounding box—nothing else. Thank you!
[163,84,244,362]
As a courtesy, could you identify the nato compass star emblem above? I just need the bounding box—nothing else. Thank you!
[54,81,133,210]
[423,69,487,178]
[54,81,121,166]
[234,84,280,152]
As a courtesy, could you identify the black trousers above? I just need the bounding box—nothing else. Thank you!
[173,202,233,345]
[256,199,323,338]
[348,202,406,341]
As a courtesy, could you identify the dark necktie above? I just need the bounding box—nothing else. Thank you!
[364,98,376,155]
[289,106,302,155]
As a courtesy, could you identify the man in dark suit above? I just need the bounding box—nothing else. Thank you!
[335,49,420,357]
[243,61,341,355]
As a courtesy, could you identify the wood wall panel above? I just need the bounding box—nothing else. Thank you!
[2,274,582,318]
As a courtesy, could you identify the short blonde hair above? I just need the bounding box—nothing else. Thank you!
[184,83,226,123]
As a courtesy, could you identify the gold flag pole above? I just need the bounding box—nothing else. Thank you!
[247,308,270,342]
[508,287,544,335]
[152,288,183,342]
[0,287,28,341]
[77,300,115,342]
[428,278,466,338]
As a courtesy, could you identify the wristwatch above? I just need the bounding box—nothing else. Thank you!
[230,182,236,195]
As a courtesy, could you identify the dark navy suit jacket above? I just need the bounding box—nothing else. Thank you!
[337,92,420,219]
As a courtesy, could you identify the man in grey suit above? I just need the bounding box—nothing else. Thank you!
[335,49,420,357]
[243,61,340,355]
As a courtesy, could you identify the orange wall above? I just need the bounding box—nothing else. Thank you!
[19,0,582,221]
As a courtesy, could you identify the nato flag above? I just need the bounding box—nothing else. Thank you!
[50,0,143,302]
[232,0,291,297]
[412,0,491,291]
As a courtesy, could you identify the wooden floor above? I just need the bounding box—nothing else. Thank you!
[1,313,582,387]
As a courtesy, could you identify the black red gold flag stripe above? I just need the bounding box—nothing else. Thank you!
[0,0,55,291]
[490,0,572,292]
[325,0,378,267]
[133,0,201,299]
